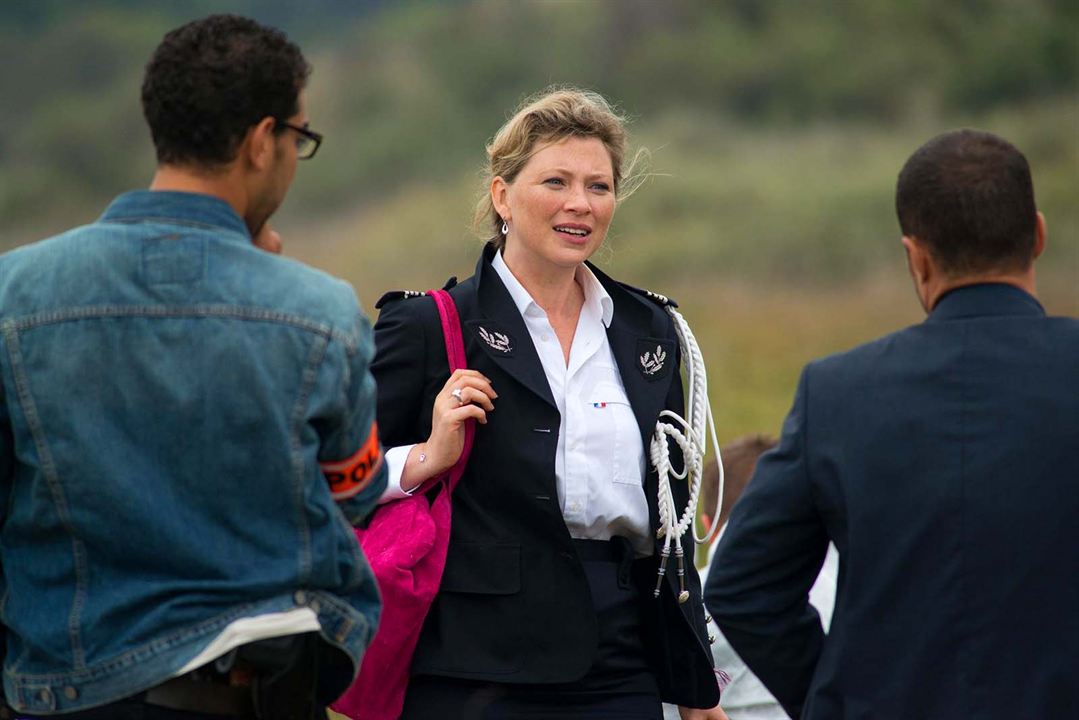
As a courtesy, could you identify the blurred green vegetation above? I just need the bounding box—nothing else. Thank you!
[286,103,1078,440]
[1,0,1076,441]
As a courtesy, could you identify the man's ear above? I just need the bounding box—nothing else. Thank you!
[902,235,931,284]
[1033,211,1047,260]
[242,117,278,172]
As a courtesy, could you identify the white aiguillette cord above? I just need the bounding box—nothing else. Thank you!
[649,305,724,604]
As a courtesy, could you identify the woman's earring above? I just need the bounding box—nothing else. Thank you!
[501,221,508,235]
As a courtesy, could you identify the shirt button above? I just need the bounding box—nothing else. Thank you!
[309,599,321,613]
[569,502,581,512]
[293,590,307,605]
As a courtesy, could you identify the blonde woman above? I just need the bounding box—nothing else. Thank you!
[372,88,727,720]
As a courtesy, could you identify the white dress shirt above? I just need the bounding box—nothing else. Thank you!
[381,251,651,554]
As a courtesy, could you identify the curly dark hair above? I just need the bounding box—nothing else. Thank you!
[141,14,311,167]
[896,129,1037,275]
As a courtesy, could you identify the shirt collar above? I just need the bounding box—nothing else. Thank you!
[491,250,614,328]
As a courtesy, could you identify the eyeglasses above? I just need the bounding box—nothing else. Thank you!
[276,120,323,160]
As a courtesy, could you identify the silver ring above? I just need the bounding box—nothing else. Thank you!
[451,388,464,405]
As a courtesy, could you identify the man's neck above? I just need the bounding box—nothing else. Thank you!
[149,164,248,222]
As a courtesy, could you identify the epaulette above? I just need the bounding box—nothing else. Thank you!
[375,289,426,309]
[374,277,457,309]
[618,281,679,309]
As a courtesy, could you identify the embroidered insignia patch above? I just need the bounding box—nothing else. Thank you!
[477,325,513,353]
[635,338,675,381]
[465,320,517,357]
[640,345,667,375]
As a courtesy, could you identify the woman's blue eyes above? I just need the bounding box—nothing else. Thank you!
[543,177,611,192]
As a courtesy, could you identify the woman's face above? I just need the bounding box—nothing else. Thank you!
[493,135,616,275]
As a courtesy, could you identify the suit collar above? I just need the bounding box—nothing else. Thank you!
[926,283,1045,323]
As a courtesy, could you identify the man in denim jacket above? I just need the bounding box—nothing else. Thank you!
[0,15,386,718]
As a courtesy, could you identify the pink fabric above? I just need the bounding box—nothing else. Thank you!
[332,289,473,720]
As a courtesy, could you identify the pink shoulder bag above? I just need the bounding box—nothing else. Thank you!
[331,289,474,720]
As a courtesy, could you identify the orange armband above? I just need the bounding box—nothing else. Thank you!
[321,423,383,500]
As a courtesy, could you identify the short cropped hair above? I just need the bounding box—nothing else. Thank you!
[474,86,642,250]
[896,129,1037,275]
[141,14,310,167]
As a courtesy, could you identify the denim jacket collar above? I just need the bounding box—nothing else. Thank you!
[101,190,251,241]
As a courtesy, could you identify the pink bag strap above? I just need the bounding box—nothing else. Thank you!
[425,289,474,493]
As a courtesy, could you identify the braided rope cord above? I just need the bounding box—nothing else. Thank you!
[649,305,724,602]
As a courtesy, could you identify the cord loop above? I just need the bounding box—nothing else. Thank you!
[650,306,724,602]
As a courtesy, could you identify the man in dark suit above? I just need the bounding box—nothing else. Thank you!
[705,129,1079,719]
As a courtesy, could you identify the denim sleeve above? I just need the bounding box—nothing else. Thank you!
[705,366,828,719]
[314,309,388,526]
[1,369,10,684]
[1,376,11,514]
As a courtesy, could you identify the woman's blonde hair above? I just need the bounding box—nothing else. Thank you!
[473,86,643,249]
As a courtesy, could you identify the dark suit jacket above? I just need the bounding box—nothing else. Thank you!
[706,283,1079,719]
[371,244,719,708]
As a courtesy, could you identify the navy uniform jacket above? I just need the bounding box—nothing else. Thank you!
[371,243,719,708]
[706,283,1079,719]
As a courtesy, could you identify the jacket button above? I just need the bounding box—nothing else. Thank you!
[63,687,78,700]
[37,687,55,709]
[293,590,307,605]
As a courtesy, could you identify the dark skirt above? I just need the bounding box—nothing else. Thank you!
[401,538,662,720]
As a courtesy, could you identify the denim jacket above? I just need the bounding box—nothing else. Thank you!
[0,191,387,713]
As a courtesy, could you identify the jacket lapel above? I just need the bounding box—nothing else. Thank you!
[600,283,680,538]
[471,247,557,410]
[604,295,676,457]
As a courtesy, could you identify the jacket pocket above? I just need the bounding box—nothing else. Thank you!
[439,542,521,595]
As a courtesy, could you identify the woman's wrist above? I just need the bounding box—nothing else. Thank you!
[400,442,447,491]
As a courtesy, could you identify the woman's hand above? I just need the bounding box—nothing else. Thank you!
[400,369,497,491]
[678,704,730,720]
